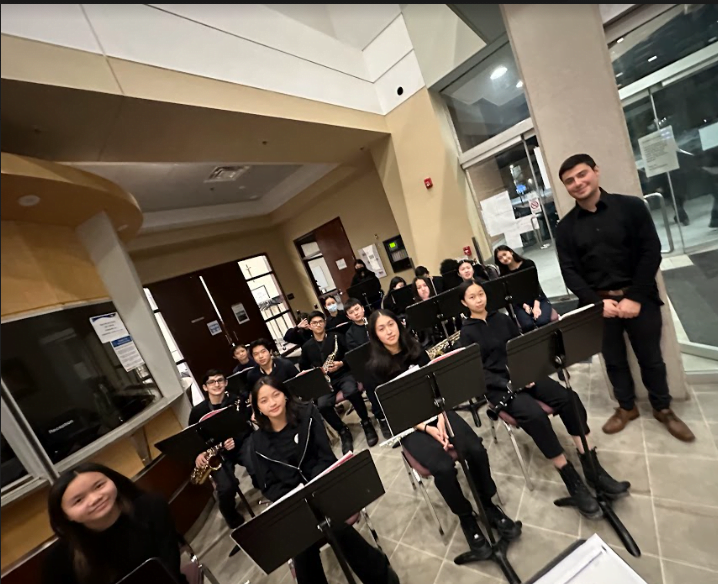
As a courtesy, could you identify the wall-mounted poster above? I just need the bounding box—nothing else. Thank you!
[207,320,222,335]
[232,303,250,324]
[358,244,387,278]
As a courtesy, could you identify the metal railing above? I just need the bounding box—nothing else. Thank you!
[643,192,674,254]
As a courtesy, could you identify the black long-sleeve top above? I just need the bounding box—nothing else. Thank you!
[283,326,313,346]
[299,333,350,382]
[345,322,369,351]
[43,492,187,584]
[242,402,336,502]
[246,357,298,388]
[555,190,662,306]
[459,313,519,392]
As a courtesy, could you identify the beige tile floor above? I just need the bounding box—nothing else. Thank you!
[189,356,718,584]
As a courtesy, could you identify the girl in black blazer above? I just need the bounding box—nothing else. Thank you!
[242,377,399,584]
[365,309,521,558]
[458,280,629,518]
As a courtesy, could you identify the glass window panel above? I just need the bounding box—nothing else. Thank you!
[1,432,28,488]
[307,257,336,294]
[300,242,321,258]
[238,256,272,279]
[143,287,159,311]
[1,303,160,464]
[440,42,530,152]
[177,362,204,405]
[153,312,183,362]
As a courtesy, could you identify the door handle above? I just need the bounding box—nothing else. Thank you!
[643,193,674,254]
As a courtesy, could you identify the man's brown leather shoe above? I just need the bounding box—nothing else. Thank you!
[602,406,639,434]
[653,409,695,442]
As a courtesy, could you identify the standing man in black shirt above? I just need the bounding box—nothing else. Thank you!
[556,154,694,442]
[344,298,391,439]
[247,338,298,387]
[299,311,379,453]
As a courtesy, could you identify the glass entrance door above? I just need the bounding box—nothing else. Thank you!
[465,134,569,299]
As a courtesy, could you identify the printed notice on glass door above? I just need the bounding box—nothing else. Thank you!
[110,336,145,372]
[90,312,130,344]
[638,126,679,178]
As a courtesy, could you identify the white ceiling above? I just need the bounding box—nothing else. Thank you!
[69,161,336,232]
[266,3,401,50]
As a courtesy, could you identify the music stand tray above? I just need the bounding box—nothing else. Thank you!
[344,342,372,387]
[116,558,181,584]
[232,450,385,583]
[226,368,251,398]
[405,297,439,333]
[481,266,540,313]
[284,368,333,401]
[387,286,415,314]
[435,285,469,321]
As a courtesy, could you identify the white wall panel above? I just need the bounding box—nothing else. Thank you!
[373,51,425,114]
[0,4,101,54]
[82,4,381,113]
[327,4,401,50]
[363,14,413,82]
[153,4,369,80]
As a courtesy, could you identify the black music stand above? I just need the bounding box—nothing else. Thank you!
[344,342,372,388]
[348,278,382,311]
[387,285,416,315]
[440,269,463,290]
[482,266,540,331]
[117,558,180,584]
[285,368,333,401]
[232,450,387,584]
[506,304,640,558]
[226,368,251,400]
[376,345,521,584]
[155,405,256,518]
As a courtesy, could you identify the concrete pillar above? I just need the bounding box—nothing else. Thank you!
[77,212,193,422]
[502,3,688,400]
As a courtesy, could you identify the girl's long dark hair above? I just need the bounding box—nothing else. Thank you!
[48,463,144,584]
[251,376,303,432]
[494,245,526,275]
[367,309,423,382]
[412,276,435,301]
[389,276,406,290]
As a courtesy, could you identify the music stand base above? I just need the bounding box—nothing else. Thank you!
[454,539,521,584]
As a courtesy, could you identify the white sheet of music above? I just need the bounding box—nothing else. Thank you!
[532,534,647,584]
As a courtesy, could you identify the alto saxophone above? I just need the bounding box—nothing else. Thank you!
[190,444,223,485]
[321,335,339,382]
[427,330,462,359]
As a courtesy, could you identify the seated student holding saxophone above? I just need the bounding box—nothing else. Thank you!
[189,369,250,556]
[44,463,188,584]
[242,377,400,584]
[299,311,378,453]
[458,280,630,518]
[247,338,298,387]
[344,298,392,439]
[365,309,521,557]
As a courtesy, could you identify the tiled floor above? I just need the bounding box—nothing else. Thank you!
[190,356,718,584]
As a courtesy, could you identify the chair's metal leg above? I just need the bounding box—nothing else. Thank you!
[415,469,445,537]
[401,453,417,492]
[504,422,533,491]
[360,508,382,551]
[489,417,498,443]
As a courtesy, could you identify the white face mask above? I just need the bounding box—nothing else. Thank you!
[327,304,338,314]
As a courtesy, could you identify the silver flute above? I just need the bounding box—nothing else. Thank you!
[379,415,439,448]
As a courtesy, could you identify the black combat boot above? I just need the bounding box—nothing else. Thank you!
[362,419,379,447]
[340,426,354,454]
[557,461,602,519]
[579,448,630,499]
[484,502,522,541]
[378,416,392,440]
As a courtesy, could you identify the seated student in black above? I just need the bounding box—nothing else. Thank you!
[458,280,630,518]
[415,265,444,295]
[189,369,249,554]
[494,245,554,332]
[44,463,187,584]
[242,377,399,584]
[382,276,408,315]
[344,298,391,439]
[458,258,491,284]
[232,344,257,374]
[284,312,313,346]
[247,338,298,387]
[323,295,350,332]
[299,311,378,453]
[365,309,521,556]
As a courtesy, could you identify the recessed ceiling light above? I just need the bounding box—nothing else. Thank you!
[516,80,524,89]
[490,66,507,80]
[118,224,128,232]
[18,195,41,207]
[616,37,625,43]
[648,55,658,62]
[615,72,623,78]
[238,185,246,190]
[248,194,260,200]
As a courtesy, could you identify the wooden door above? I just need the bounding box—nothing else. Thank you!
[148,274,235,379]
[200,262,272,347]
[314,218,356,301]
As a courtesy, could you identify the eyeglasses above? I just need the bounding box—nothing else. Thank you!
[309,321,324,326]
[205,378,227,386]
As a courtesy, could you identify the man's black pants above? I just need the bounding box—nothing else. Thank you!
[602,300,671,411]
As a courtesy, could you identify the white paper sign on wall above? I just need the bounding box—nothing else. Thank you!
[207,320,222,335]
[638,126,679,178]
[89,312,129,343]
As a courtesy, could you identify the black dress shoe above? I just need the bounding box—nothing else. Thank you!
[362,419,379,447]
[459,514,492,560]
[378,417,393,440]
[340,426,354,454]
[484,503,522,541]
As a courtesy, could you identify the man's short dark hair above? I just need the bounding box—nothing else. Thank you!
[439,258,460,276]
[415,266,429,277]
[250,338,273,355]
[308,310,325,323]
[344,297,362,311]
[558,154,596,181]
[202,369,225,386]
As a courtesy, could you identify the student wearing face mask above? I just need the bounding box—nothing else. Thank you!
[351,259,379,287]
[323,296,350,331]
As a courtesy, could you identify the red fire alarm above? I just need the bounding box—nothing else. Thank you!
[463,246,472,257]
[424,177,433,189]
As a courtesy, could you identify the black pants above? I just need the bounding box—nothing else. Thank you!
[602,301,671,411]
[364,386,385,420]
[403,411,496,517]
[212,460,244,529]
[317,374,369,432]
[293,523,391,584]
[488,378,589,459]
